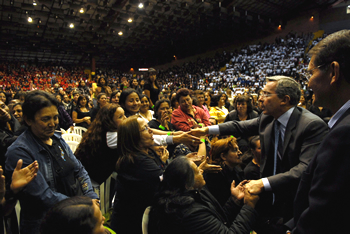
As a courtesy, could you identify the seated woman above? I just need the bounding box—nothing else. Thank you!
[72,95,91,129]
[75,103,125,185]
[110,90,121,105]
[4,91,98,234]
[138,94,153,123]
[209,93,229,124]
[205,137,244,206]
[40,196,113,234]
[90,93,108,122]
[148,99,174,132]
[148,156,259,234]
[110,116,165,234]
[243,136,261,180]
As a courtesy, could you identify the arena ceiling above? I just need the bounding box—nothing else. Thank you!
[0,0,338,69]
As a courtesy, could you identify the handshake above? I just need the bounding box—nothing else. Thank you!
[231,179,264,208]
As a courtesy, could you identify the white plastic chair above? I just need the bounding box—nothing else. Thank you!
[65,141,79,153]
[62,133,82,143]
[67,126,87,136]
[142,206,151,234]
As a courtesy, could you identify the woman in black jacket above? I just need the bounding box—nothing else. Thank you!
[148,156,259,234]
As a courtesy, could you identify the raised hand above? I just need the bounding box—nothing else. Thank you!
[198,157,222,173]
[10,159,39,194]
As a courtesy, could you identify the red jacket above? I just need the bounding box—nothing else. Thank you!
[171,105,210,131]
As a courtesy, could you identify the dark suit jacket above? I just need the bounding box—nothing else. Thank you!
[219,107,328,217]
[291,108,350,234]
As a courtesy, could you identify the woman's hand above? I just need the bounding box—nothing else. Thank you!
[10,159,39,194]
[244,188,259,209]
[186,152,204,165]
[231,180,248,202]
[198,157,222,173]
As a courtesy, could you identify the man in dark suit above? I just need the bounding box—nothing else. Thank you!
[287,30,350,234]
[191,76,328,230]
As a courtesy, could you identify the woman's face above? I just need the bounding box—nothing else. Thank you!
[221,144,242,168]
[132,79,138,87]
[190,160,206,190]
[55,95,61,103]
[149,74,156,82]
[0,101,11,123]
[236,101,248,115]
[0,93,6,104]
[140,96,150,113]
[253,140,261,162]
[79,97,87,107]
[299,95,305,104]
[157,102,170,121]
[140,80,145,86]
[218,96,226,107]
[204,92,211,104]
[124,92,141,114]
[26,105,59,142]
[137,118,154,149]
[111,93,120,104]
[196,94,205,106]
[12,105,23,123]
[98,95,107,107]
[92,200,106,234]
[80,81,85,87]
[100,78,106,85]
[113,107,126,129]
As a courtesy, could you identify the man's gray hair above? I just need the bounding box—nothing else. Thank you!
[266,76,301,106]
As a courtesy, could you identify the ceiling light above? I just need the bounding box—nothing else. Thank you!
[33,0,37,5]
[128,18,132,23]
[69,23,74,28]
[138,3,144,8]
[28,17,33,23]
[118,31,123,35]
[80,8,84,13]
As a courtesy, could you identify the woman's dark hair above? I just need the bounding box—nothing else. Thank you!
[97,76,108,87]
[130,78,139,89]
[75,103,120,162]
[151,157,195,217]
[153,99,171,119]
[145,69,159,89]
[241,135,260,162]
[22,90,59,122]
[234,95,253,113]
[13,91,26,102]
[40,196,96,234]
[111,90,120,100]
[170,96,178,109]
[0,91,9,105]
[77,95,89,108]
[210,94,223,107]
[116,116,144,170]
[175,88,190,102]
[119,88,140,108]
[210,137,238,165]
[140,94,150,103]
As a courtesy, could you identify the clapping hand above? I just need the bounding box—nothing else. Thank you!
[11,159,39,194]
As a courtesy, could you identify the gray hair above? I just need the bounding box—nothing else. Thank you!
[266,76,301,106]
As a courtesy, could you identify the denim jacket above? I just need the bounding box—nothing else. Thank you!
[5,129,98,234]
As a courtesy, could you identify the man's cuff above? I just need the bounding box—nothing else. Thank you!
[262,178,272,191]
[166,136,173,145]
[208,125,220,135]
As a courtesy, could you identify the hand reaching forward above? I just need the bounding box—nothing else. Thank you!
[230,180,248,202]
[10,159,39,194]
[245,179,264,195]
[198,157,222,173]
[189,127,209,137]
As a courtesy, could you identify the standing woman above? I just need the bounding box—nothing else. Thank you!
[138,94,153,123]
[209,94,229,124]
[224,95,259,122]
[90,93,107,122]
[72,95,91,129]
[148,99,174,132]
[243,136,261,180]
[75,104,125,184]
[194,90,210,118]
[0,91,9,105]
[110,116,165,234]
[119,88,141,118]
[144,68,160,109]
[5,91,98,234]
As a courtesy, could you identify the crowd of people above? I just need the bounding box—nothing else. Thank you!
[0,29,348,234]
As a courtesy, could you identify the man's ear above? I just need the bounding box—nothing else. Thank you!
[23,115,32,127]
[330,61,340,85]
[280,95,291,106]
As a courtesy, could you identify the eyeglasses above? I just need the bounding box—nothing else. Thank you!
[260,91,278,98]
[140,125,150,132]
[304,64,327,81]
